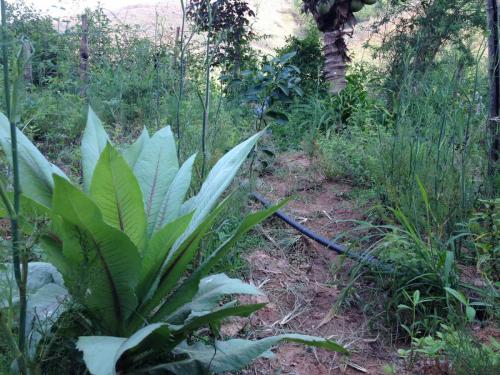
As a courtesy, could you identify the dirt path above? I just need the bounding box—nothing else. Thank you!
[225,152,399,374]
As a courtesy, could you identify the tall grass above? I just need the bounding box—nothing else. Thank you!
[375,52,488,235]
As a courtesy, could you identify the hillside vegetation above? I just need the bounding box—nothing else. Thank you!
[0,0,498,374]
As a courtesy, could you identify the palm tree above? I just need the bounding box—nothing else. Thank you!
[302,0,376,94]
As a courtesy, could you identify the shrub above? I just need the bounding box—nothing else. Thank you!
[0,108,346,373]
[441,328,500,375]
[372,55,487,235]
[338,196,466,338]
[406,327,500,374]
[461,198,499,281]
[317,126,378,186]
[276,25,326,95]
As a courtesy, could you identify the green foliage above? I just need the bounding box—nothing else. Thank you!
[317,126,377,186]
[0,112,68,208]
[276,26,326,95]
[372,55,487,234]
[301,0,378,31]
[275,64,388,150]
[440,328,500,375]
[401,326,500,374]
[338,195,469,338]
[238,52,303,130]
[461,199,499,280]
[374,212,461,335]
[0,1,260,178]
[187,0,257,75]
[0,108,345,373]
[77,330,345,375]
[4,0,67,86]
[338,184,497,342]
[374,0,485,92]
[0,1,497,372]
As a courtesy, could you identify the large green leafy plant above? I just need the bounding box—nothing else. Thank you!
[0,108,346,374]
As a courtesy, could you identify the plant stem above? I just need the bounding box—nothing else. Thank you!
[175,0,187,159]
[486,0,500,191]
[1,1,27,372]
[0,310,26,371]
[201,0,212,178]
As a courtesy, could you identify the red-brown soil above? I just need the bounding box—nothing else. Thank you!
[223,152,400,374]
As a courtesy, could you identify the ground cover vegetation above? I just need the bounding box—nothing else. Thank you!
[0,0,498,373]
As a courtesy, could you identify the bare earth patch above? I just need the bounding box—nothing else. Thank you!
[227,152,400,374]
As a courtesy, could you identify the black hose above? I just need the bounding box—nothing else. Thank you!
[251,191,393,272]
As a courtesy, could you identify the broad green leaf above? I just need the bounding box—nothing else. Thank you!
[144,304,264,355]
[78,323,170,375]
[166,274,263,325]
[155,154,196,231]
[144,198,230,321]
[172,303,265,338]
[149,334,347,374]
[136,213,193,303]
[133,127,179,235]
[155,201,287,321]
[466,306,476,322]
[82,107,110,191]
[90,144,147,250]
[0,193,50,218]
[0,112,68,207]
[40,234,70,284]
[413,290,420,305]
[77,336,125,375]
[444,287,468,306]
[123,128,149,168]
[114,323,167,364]
[79,305,267,375]
[179,131,263,238]
[53,175,140,335]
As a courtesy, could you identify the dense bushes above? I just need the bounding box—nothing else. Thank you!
[274,4,498,365]
[317,126,378,185]
[295,53,488,233]
[276,25,326,95]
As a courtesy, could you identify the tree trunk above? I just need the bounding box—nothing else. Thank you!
[323,30,349,94]
[487,0,500,185]
[233,32,242,80]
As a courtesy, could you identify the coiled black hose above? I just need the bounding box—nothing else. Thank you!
[251,191,393,272]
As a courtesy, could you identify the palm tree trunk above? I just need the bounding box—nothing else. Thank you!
[323,30,349,94]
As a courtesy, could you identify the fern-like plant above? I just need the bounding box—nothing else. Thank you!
[0,108,346,374]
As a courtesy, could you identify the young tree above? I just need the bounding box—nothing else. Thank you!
[301,0,376,94]
[187,0,256,77]
[374,0,485,93]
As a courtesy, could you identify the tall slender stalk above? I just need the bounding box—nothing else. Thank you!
[1,0,28,372]
[200,0,212,178]
[175,0,187,158]
[486,0,500,191]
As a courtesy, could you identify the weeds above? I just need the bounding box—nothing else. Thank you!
[399,325,500,374]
